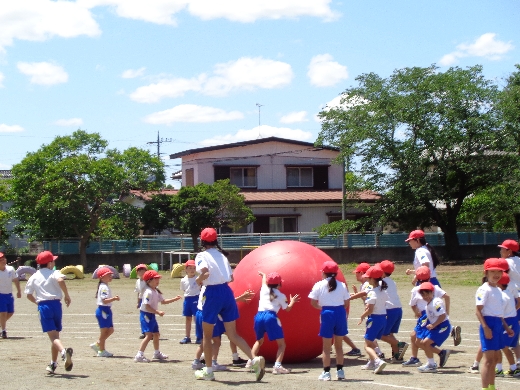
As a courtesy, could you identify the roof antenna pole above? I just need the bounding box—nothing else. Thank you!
[256,103,263,139]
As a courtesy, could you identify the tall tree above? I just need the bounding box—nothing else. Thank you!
[317,65,514,259]
[0,180,9,248]
[9,130,164,266]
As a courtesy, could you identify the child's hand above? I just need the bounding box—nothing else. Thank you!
[506,327,514,337]
[358,316,365,325]
[157,310,165,317]
[114,295,120,301]
[258,271,265,277]
[426,324,434,330]
[237,289,255,303]
[405,269,413,275]
[352,285,358,294]
[136,303,140,309]
[290,294,300,303]
[483,327,492,339]
[174,295,182,301]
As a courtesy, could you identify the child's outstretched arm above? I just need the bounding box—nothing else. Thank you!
[236,289,255,303]
[349,291,367,301]
[196,268,209,285]
[258,271,267,285]
[162,295,183,305]
[442,293,450,315]
[285,294,300,312]
[358,303,374,325]
[102,295,120,304]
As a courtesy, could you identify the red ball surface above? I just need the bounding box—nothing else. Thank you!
[229,240,346,363]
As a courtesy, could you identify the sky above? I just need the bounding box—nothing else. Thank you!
[0,0,519,187]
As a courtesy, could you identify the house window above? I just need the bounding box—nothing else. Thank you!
[328,215,342,223]
[230,167,257,188]
[269,217,297,232]
[185,168,194,187]
[287,167,313,187]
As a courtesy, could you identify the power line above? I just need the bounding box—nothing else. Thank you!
[147,131,173,159]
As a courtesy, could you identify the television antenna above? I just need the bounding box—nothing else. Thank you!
[256,103,264,139]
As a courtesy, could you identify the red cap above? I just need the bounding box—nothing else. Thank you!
[36,251,58,265]
[200,228,217,242]
[321,260,339,274]
[362,265,384,279]
[97,267,113,279]
[0,252,4,259]
[405,230,425,242]
[353,262,370,274]
[379,260,395,274]
[415,266,431,281]
[143,270,162,281]
[135,264,148,271]
[184,260,196,267]
[419,281,435,291]
[498,239,519,252]
[266,272,282,285]
[484,258,508,271]
[498,272,510,285]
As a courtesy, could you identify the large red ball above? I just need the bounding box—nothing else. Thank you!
[229,240,346,363]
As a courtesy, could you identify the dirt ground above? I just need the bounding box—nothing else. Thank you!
[1,263,519,390]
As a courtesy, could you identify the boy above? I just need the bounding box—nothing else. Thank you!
[180,259,201,344]
[134,264,148,339]
[0,252,21,338]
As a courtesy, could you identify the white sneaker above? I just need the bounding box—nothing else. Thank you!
[251,356,266,381]
[374,359,386,374]
[336,368,345,380]
[97,350,113,357]
[192,360,204,370]
[153,351,168,360]
[134,354,150,363]
[245,359,253,369]
[361,361,376,370]
[272,365,291,375]
[212,363,229,371]
[195,367,215,381]
[418,363,438,373]
[318,371,331,381]
[90,343,100,353]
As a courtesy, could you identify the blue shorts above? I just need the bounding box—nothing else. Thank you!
[183,296,199,317]
[384,307,403,335]
[201,283,239,325]
[423,320,451,347]
[195,310,225,340]
[140,311,159,334]
[414,312,429,339]
[416,277,441,287]
[365,314,386,341]
[96,306,113,329]
[319,306,347,338]
[0,293,14,313]
[503,316,520,348]
[480,316,504,352]
[254,311,284,341]
[38,300,62,333]
[517,308,520,322]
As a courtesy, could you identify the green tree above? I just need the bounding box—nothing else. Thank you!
[0,180,9,247]
[212,179,255,232]
[317,65,514,259]
[96,201,143,240]
[141,193,177,234]
[9,130,165,266]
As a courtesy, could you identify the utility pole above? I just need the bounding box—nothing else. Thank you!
[147,131,173,159]
[256,103,263,139]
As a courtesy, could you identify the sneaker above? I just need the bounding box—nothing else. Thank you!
[512,368,520,377]
[90,343,100,353]
[346,348,362,356]
[438,350,450,368]
[418,363,438,373]
[402,357,421,366]
[452,326,462,346]
[179,337,191,344]
[134,354,150,363]
[503,369,513,377]
[467,364,479,373]
[46,362,57,374]
[245,359,252,369]
[97,350,113,357]
[1,331,7,339]
[336,368,345,380]
[192,360,204,370]
[318,371,331,381]
[495,368,504,377]
[63,348,73,371]
[212,363,229,371]
[251,356,266,381]
[139,333,145,339]
[361,361,376,370]
[232,357,248,367]
[195,367,216,381]
[389,353,404,364]
[195,338,203,344]
[153,351,168,360]
[272,365,291,375]
[374,360,386,374]
[397,342,409,360]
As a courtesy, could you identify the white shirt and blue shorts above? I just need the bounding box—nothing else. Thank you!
[0,265,16,314]
[383,277,403,336]
[140,287,162,333]
[308,278,350,338]
[410,284,446,339]
[254,285,288,341]
[501,285,520,348]
[414,246,440,286]
[180,275,200,318]
[364,287,388,341]
[476,282,506,351]
[195,286,225,340]
[423,297,451,347]
[96,282,113,329]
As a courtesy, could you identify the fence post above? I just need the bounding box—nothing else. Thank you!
[483,230,486,245]
[259,233,262,246]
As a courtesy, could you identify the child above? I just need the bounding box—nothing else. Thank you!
[134,270,182,363]
[134,264,148,339]
[415,282,452,372]
[358,265,388,374]
[379,260,408,363]
[475,258,514,390]
[309,260,350,381]
[405,230,442,287]
[252,271,300,374]
[24,251,73,374]
[90,267,120,357]
[0,252,21,338]
[180,259,201,344]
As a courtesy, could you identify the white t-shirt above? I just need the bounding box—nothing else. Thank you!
[383,277,402,309]
[410,285,446,312]
[414,246,437,278]
[24,268,66,302]
[258,285,288,313]
[308,278,350,307]
[506,256,520,294]
[475,282,504,317]
[361,281,372,293]
[180,275,201,297]
[365,287,388,315]
[425,297,449,324]
[502,286,518,319]
[140,287,163,313]
[0,265,17,294]
[195,248,232,286]
[134,279,147,298]
[97,282,112,306]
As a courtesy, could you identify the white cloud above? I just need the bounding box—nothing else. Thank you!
[0,1,100,52]
[17,61,68,85]
[199,125,313,146]
[130,57,293,103]
[54,118,84,127]
[144,104,243,124]
[0,124,24,133]
[121,67,146,78]
[307,54,348,87]
[0,72,4,88]
[280,111,308,123]
[323,94,368,110]
[439,33,514,66]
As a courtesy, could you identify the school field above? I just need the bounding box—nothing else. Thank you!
[1,262,519,390]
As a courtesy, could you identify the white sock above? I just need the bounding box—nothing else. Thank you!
[375,347,382,354]
[473,361,479,367]
[206,367,213,374]
[61,349,66,357]
[232,353,239,359]
[496,363,502,371]
[511,363,517,370]
[428,358,435,365]
[137,351,143,356]
[154,350,160,354]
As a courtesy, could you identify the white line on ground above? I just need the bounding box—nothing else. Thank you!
[360,381,430,390]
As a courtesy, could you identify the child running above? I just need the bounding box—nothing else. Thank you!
[309,260,350,381]
[405,230,442,286]
[90,267,120,357]
[134,270,182,363]
[24,251,73,374]
[134,264,148,339]
[179,259,201,344]
[0,252,21,338]
[252,271,300,374]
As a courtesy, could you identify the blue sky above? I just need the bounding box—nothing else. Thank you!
[1,1,519,186]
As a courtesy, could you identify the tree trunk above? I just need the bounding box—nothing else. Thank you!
[191,234,199,252]
[79,237,89,269]
[441,224,461,261]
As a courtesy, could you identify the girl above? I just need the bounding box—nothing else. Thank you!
[415,282,452,373]
[134,270,182,363]
[475,258,513,390]
[252,271,300,375]
[358,265,388,374]
[405,230,442,287]
[134,264,148,339]
[309,260,350,381]
[90,267,120,357]
[194,227,265,382]
[180,259,201,344]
